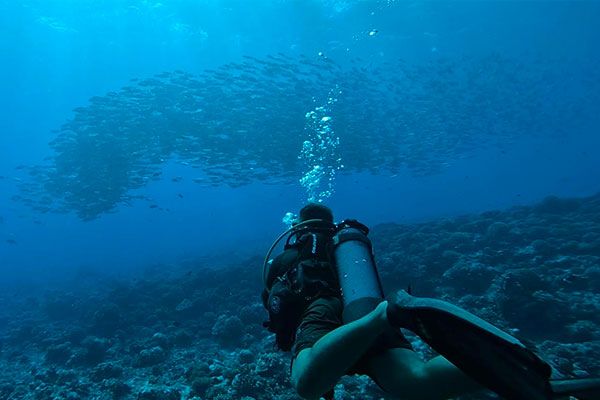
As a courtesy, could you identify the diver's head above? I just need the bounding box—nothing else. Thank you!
[263,203,334,285]
[298,203,334,224]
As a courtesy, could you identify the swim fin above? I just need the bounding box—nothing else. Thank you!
[551,377,600,399]
[387,290,553,400]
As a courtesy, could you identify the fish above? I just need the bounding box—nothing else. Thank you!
[11,53,599,220]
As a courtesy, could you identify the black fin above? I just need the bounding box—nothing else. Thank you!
[387,290,552,400]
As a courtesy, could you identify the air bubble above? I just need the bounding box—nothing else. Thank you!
[299,86,342,203]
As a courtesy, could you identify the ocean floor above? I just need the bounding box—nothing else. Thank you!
[1,194,599,400]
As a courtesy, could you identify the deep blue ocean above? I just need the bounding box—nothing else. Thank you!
[0,2,599,399]
[1,0,599,282]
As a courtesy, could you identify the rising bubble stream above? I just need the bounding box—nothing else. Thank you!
[299,86,344,203]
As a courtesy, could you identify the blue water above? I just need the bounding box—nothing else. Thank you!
[1,0,599,283]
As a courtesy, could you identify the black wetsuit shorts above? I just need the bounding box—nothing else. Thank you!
[291,296,413,375]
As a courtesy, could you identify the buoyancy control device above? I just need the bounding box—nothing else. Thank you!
[262,218,385,348]
[262,219,338,350]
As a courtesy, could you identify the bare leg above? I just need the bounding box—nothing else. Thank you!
[291,301,390,399]
[368,348,483,400]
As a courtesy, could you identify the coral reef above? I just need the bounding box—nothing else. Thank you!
[1,193,599,399]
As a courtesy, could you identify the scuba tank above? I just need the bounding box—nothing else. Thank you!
[332,219,385,324]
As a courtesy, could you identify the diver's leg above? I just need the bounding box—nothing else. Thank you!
[291,301,390,400]
[368,348,482,400]
[551,378,600,400]
[386,291,554,400]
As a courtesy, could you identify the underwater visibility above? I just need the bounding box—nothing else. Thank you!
[1,1,599,399]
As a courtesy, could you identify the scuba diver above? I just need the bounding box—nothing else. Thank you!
[262,203,600,400]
